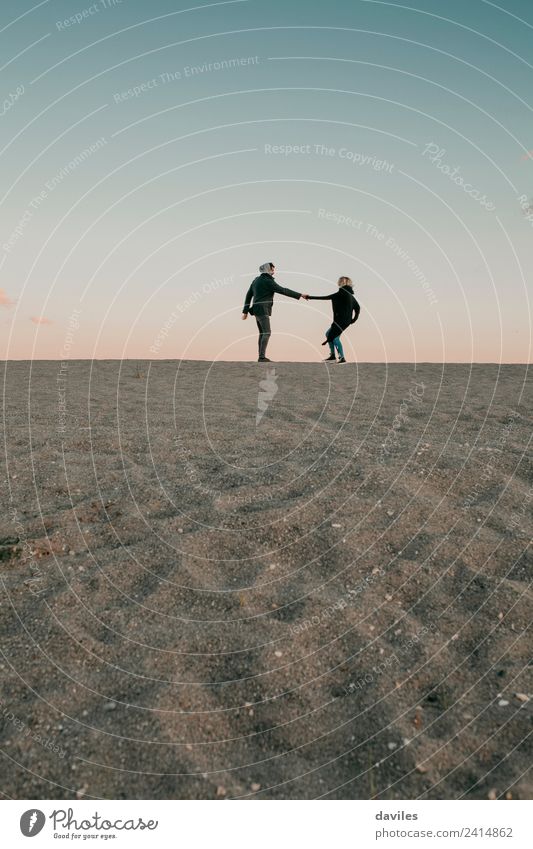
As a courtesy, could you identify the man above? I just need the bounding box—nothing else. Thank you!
[242,262,308,362]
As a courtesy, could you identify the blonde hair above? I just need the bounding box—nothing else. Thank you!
[337,276,352,287]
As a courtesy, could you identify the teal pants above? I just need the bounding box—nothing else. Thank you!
[327,329,344,358]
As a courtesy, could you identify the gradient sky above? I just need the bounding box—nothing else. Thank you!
[0,0,532,361]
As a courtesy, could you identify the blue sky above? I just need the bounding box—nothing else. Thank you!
[1,0,532,361]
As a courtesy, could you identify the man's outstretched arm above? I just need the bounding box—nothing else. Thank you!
[271,280,303,300]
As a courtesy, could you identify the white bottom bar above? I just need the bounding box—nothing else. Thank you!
[3,799,532,848]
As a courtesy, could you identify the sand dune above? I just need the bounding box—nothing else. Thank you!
[0,360,531,799]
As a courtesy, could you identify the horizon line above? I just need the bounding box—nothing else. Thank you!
[0,359,531,365]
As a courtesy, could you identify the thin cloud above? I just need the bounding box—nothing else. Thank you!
[30,315,53,325]
[0,288,15,308]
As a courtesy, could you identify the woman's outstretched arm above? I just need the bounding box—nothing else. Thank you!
[306,293,334,300]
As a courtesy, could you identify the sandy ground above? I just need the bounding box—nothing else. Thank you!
[0,360,531,800]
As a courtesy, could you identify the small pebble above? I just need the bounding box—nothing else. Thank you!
[332,523,342,528]
[515,693,529,703]
[216,786,226,797]
[488,789,498,800]
[250,782,261,792]
[103,701,117,711]
[274,650,283,658]
[387,742,397,750]
[498,699,509,707]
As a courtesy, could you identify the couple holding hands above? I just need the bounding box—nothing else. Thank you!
[242,261,360,363]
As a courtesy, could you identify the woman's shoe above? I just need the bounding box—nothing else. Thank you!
[324,354,336,362]
[337,357,347,363]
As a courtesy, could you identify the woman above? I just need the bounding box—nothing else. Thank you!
[307,276,360,363]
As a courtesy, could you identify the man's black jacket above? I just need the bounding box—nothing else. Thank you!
[243,272,302,316]
[308,285,360,329]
